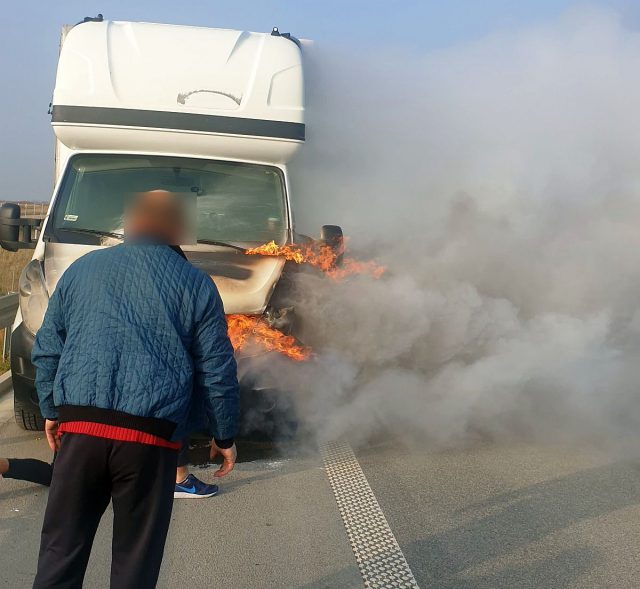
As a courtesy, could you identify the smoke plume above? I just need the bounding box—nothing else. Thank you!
[271,6,640,450]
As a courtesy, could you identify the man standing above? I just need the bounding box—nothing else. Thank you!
[31,191,239,588]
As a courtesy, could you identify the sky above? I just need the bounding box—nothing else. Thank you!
[0,0,637,201]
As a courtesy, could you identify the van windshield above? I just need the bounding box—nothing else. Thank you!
[47,154,288,246]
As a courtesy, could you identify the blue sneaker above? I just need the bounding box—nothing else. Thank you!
[174,474,219,499]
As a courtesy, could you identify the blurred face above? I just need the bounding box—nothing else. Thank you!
[125,190,186,245]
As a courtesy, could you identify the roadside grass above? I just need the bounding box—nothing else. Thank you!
[0,200,46,295]
[0,202,46,373]
[0,249,32,295]
[0,250,31,373]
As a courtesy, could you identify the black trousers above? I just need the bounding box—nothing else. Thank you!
[32,433,178,589]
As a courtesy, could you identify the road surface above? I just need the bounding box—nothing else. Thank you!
[1,391,640,588]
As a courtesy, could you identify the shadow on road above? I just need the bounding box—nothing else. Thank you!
[187,436,311,465]
[410,460,640,587]
[304,459,640,588]
[423,546,600,589]
[186,437,319,493]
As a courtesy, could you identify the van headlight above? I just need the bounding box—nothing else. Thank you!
[19,260,49,335]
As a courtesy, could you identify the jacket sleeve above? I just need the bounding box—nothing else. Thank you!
[191,278,240,441]
[32,280,67,420]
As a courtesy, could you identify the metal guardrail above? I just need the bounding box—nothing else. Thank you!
[0,201,48,218]
[0,293,18,329]
[1,293,18,362]
[0,370,12,397]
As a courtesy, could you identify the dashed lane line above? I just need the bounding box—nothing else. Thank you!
[321,440,420,589]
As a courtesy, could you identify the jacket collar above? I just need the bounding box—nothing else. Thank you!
[124,236,186,259]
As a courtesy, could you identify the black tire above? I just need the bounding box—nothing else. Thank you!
[14,398,45,431]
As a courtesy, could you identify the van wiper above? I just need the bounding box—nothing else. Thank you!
[197,239,246,252]
[60,228,124,240]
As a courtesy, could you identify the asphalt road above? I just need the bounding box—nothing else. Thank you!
[1,391,640,588]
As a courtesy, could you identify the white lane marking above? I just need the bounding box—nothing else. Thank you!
[321,440,420,589]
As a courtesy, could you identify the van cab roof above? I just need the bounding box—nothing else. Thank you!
[52,20,306,163]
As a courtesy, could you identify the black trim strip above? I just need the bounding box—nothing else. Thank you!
[57,405,177,440]
[51,105,305,141]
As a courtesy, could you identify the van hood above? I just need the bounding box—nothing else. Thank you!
[43,243,284,315]
[184,249,284,314]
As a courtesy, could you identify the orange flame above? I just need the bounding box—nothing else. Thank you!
[245,240,385,280]
[227,314,312,362]
[232,239,382,361]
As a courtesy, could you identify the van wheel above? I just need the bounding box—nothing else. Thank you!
[14,400,45,431]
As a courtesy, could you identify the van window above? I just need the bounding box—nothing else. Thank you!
[47,154,288,246]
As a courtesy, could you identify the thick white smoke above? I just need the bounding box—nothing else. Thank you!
[270,6,640,450]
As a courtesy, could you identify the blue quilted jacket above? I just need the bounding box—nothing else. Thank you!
[32,240,239,442]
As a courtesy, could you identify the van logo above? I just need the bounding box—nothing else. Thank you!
[177,89,242,106]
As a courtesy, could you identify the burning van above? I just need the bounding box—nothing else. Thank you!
[0,17,343,436]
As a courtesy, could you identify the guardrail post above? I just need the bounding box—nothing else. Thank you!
[0,294,19,364]
[2,328,8,360]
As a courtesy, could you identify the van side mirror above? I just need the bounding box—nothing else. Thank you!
[0,203,43,251]
[320,224,344,266]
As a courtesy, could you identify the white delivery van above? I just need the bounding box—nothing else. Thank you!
[0,16,343,435]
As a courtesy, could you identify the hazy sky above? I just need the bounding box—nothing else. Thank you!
[0,0,635,201]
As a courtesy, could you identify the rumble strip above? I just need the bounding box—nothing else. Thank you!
[321,440,420,589]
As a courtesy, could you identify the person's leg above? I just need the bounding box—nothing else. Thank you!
[173,437,219,499]
[32,435,111,589]
[176,438,189,483]
[2,458,53,486]
[109,442,178,589]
